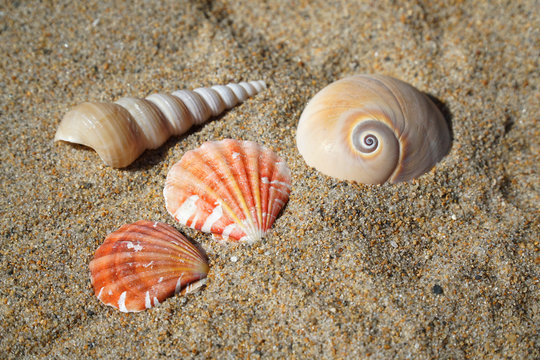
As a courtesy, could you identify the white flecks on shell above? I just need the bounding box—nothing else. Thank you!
[126,241,143,252]
[221,223,237,240]
[175,273,185,295]
[174,195,200,224]
[183,278,207,295]
[261,177,291,195]
[145,291,152,309]
[274,162,292,184]
[189,213,199,229]
[201,203,223,233]
[118,291,128,313]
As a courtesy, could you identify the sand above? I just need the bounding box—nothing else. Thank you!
[0,0,538,358]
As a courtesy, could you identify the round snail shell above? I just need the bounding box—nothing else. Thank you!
[54,80,267,168]
[296,74,451,184]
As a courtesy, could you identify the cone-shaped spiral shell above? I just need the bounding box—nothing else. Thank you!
[89,220,209,312]
[164,139,291,244]
[54,80,267,168]
[296,74,451,184]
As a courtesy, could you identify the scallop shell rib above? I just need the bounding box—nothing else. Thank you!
[163,139,291,244]
[296,74,451,184]
[54,80,267,168]
[89,220,209,312]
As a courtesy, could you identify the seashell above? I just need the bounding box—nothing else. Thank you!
[89,220,209,312]
[296,74,451,184]
[163,139,291,244]
[54,80,267,168]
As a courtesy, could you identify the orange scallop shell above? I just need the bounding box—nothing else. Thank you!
[163,139,292,244]
[89,220,209,312]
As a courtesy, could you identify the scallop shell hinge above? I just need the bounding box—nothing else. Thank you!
[55,80,267,168]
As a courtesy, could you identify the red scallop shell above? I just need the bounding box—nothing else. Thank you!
[163,139,291,243]
[89,220,209,312]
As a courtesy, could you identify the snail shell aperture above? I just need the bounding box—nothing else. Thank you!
[296,74,451,184]
[54,81,266,168]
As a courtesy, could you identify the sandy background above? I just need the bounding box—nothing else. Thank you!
[0,0,538,358]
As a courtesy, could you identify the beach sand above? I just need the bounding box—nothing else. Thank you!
[0,0,538,358]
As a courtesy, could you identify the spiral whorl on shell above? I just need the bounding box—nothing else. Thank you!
[54,80,267,168]
[296,74,451,184]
